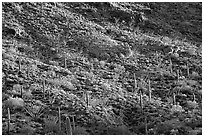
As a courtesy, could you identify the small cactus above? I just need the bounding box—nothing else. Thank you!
[66,116,72,135]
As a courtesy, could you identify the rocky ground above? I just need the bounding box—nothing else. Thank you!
[2,2,202,135]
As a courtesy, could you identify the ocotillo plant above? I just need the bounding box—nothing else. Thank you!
[58,107,61,132]
[7,108,11,135]
[66,116,72,135]
[148,79,152,102]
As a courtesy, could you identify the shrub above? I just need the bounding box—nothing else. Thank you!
[4,97,24,110]
[73,126,89,135]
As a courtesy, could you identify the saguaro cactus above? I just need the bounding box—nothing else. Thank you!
[42,79,46,99]
[7,108,11,134]
[173,92,176,105]
[148,79,151,102]
[187,63,190,78]
[27,68,30,79]
[134,73,138,95]
[145,116,148,135]
[193,93,196,102]
[71,115,75,131]
[177,69,180,81]
[18,58,21,71]
[58,107,61,131]
[20,85,23,98]
[66,116,72,135]
[169,58,173,73]
[64,57,67,69]
[139,90,143,109]
[86,92,89,108]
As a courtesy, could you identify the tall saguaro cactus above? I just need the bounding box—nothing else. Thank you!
[187,63,190,78]
[145,116,148,135]
[66,116,72,135]
[86,91,89,108]
[20,85,23,98]
[7,108,11,135]
[177,69,180,81]
[64,57,67,69]
[58,107,61,131]
[134,73,138,95]
[148,79,152,102]
[169,58,173,73]
[173,92,176,105]
[139,90,143,109]
[71,115,75,131]
[18,57,21,71]
[43,79,46,99]
[193,93,196,102]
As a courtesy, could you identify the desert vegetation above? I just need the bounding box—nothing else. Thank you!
[2,2,202,135]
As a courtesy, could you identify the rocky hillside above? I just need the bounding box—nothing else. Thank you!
[2,2,202,135]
